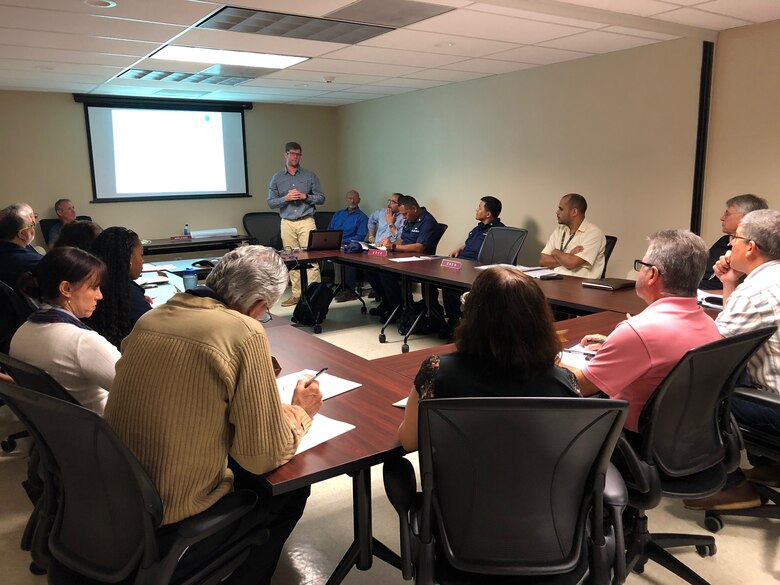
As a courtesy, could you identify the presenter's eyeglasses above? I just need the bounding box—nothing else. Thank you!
[286,150,302,157]
[633,259,662,274]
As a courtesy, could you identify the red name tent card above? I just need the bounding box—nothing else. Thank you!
[441,259,462,270]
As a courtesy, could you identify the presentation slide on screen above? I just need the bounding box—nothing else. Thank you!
[88,106,247,200]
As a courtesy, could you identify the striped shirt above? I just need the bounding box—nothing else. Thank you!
[716,260,780,393]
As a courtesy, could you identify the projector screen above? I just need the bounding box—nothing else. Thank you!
[84,103,249,202]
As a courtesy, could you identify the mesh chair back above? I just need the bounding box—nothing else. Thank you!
[0,353,79,404]
[0,281,33,354]
[242,212,282,249]
[639,326,776,478]
[419,397,626,575]
[428,223,448,255]
[0,381,163,582]
[39,219,59,245]
[315,211,336,231]
[477,227,528,265]
[601,235,618,278]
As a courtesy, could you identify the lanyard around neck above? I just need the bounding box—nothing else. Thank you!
[560,230,577,253]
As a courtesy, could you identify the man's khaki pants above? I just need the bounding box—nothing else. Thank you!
[281,216,320,298]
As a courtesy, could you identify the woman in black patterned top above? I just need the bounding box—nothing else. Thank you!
[398,266,578,451]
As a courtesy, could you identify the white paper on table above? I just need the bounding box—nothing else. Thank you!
[525,268,559,279]
[559,343,596,369]
[697,289,724,310]
[393,397,408,408]
[387,256,433,263]
[276,369,361,402]
[136,274,169,286]
[295,414,355,455]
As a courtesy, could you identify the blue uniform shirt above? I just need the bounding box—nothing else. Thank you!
[328,207,369,242]
[401,208,439,254]
[459,219,505,261]
[267,166,325,220]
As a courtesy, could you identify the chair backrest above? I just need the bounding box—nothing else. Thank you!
[0,353,80,405]
[477,227,529,265]
[638,326,777,478]
[39,219,59,245]
[315,210,335,231]
[0,280,34,354]
[242,212,282,249]
[428,223,448,255]
[601,235,618,278]
[418,397,627,576]
[0,379,163,582]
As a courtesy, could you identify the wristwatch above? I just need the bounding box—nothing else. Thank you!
[391,243,397,252]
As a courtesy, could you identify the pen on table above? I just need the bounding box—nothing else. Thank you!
[305,367,328,387]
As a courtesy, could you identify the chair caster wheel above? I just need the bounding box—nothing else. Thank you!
[704,513,723,533]
[379,334,386,343]
[1,439,15,453]
[402,344,409,353]
[696,543,716,557]
[360,307,367,315]
[29,562,46,575]
[313,324,322,334]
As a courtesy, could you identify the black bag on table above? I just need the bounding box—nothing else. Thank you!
[291,282,335,326]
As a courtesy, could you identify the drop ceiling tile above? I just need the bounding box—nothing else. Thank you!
[488,45,592,65]
[408,9,587,44]
[287,95,363,105]
[556,0,676,17]
[0,78,99,92]
[540,30,660,53]
[0,27,159,57]
[441,58,536,74]
[173,28,347,58]
[215,85,328,97]
[345,84,416,94]
[0,69,113,85]
[321,90,389,99]
[242,77,356,91]
[266,69,388,84]
[651,7,751,28]
[293,58,421,77]
[370,77,449,88]
[402,68,490,82]
[323,45,465,67]
[467,2,607,29]
[602,25,680,40]
[0,45,137,67]
[0,6,185,42]
[691,0,780,22]
[0,58,124,76]
[358,29,518,57]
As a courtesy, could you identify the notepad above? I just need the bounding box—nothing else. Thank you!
[276,370,361,403]
[295,415,355,455]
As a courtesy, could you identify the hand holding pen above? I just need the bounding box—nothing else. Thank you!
[292,368,325,418]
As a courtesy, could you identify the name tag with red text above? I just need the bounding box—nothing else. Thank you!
[441,259,462,270]
[368,249,388,257]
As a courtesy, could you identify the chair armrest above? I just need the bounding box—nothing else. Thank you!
[383,457,417,580]
[734,387,780,409]
[614,435,662,510]
[604,463,628,508]
[174,490,258,541]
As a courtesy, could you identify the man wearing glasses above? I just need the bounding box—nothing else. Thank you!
[685,209,780,510]
[267,141,326,307]
[561,230,721,435]
[0,203,42,288]
[698,194,767,290]
[367,192,405,247]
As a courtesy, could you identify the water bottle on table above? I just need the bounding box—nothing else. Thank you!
[183,267,198,290]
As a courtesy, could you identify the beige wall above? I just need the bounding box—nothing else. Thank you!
[702,19,780,244]
[0,91,339,243]
[336,38,704,277]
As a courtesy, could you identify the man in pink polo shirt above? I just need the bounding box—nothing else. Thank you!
[563,230,721,435]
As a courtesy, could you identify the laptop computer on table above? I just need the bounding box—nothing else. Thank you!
[306,230,343,251]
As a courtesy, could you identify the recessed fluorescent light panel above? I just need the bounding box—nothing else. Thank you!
[152,46,307,69]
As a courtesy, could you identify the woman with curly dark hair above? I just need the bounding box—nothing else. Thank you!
[87,226,151,348]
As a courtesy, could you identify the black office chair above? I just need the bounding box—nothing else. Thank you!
[384,397,628,585]
[40,216,93,246]
[601,235,618,279]
[477,226,528,265]
[703,386,780,532]
[0,379,267,585]
[315,210,336,231]
[615,326,775,585]
[243,212,283,250]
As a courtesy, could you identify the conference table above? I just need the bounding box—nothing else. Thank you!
[141,233,249,256]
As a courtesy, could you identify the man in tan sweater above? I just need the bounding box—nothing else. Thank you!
[105,246,322,585]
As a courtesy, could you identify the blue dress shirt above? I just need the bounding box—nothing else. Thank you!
[328,207,369,242]
[368,208,404,243]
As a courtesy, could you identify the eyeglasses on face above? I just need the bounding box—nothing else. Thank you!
[258,308,273,324]
[633,259,662,274]
[286,151,302,157]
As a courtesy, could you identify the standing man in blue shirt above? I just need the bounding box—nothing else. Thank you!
[367,195,439,321]
[267,141,326,307]
[329,190,368,302]
[442,196,505,329]
[367,192,405,246]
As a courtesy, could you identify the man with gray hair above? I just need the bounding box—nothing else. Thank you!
[0,203,42,288]
[562,230,721,433]
[685,209,780,510]
[699,193,768,289]
[47,198,77,246]
[105,245,322,585]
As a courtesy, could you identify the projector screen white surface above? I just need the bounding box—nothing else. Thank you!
[86,106,248,201]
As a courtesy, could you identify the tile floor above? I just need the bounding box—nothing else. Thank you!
[1,296,778,584]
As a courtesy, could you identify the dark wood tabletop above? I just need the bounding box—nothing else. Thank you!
[142,234,249,256]
[261,324,408,495]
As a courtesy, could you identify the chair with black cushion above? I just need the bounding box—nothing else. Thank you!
[477,226,528,265]
[243,212,283,250]
[315,210,336,231]
[384,397,629,585]
[615,326,775,585]
[39,219,59,246]
[601,235,618,279]
[0,379,267,585]
[703,386,780,532]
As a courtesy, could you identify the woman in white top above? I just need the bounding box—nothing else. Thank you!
[11,246,121,414]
